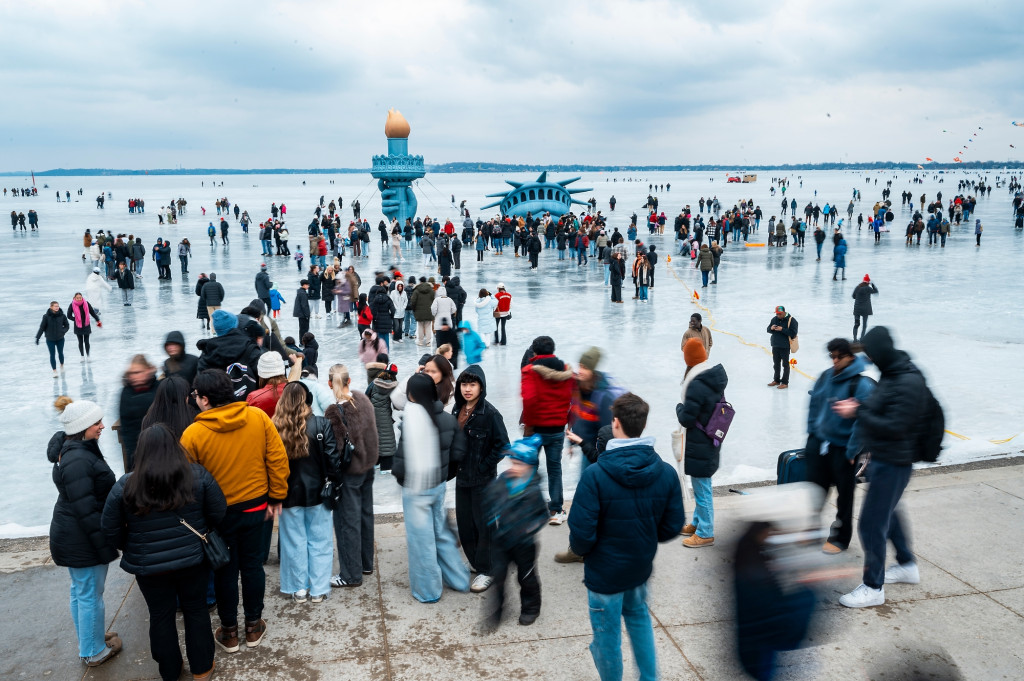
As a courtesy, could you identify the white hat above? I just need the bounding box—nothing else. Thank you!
[92,267,101,274]
[60,400,104,436]
[257,351,286,379]
[497,282,506,289]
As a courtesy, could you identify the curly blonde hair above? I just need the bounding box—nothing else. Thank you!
[272,383,311,459]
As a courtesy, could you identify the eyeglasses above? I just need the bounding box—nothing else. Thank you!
[190,390,199,399]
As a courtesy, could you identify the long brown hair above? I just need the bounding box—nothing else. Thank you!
[272,383,311,459]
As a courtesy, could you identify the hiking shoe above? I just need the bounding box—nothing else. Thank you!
[193,661,216,680]
[104,632,118,642]
[290,590,309,603]
[84,638,122,667]
[214,625,239,653]
[554,547,585,563]
[310,594,327,604]
[840,584,885,608]
[683,535,715,548]
[548,511,567,526]
[519,612,539,626]
[822,542,843,555]
[767,381,780,387]
[680,523,697,537]
[471,574,495,593]
[244,619,267,648]
[885,562,920,585]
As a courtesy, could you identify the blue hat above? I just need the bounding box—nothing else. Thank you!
[212,309,238,336]
[506,435,542,466]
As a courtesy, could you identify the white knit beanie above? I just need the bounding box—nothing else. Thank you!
[60,400,104,436]
[257,351,286,379]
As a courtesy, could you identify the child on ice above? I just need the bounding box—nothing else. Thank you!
[294,246,304,271]
[269,283,286,319]
[482,435,548,629]
[459,321,486,365]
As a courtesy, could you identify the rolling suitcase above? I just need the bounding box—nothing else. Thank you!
[776,449,806,484]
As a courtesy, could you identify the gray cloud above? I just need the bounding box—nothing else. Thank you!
[1,0,1022,169]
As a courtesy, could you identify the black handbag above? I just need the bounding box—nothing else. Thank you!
[312,419,344,508]
[179,517,230,571]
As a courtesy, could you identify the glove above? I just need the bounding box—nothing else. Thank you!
[96,322,103,328]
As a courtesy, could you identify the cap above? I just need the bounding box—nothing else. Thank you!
[775,305,785,313]
[92,267,101,273]
[497,282,506,289]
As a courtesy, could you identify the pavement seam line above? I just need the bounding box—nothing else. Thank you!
[981,480,1024,502]
[647,607,705,680]
[373,539,393,680]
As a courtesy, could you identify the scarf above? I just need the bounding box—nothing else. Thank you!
[402,402,441,492]
[71,299,91,329]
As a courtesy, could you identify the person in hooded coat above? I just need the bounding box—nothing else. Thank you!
[369,282,396,351]
[675,338,728,548]
[195,274,211,330]
[367,364,399,472]
[451,364,510,590]
[851,276,879,341]
[474,289,497,342]
[447,276,468,324]
[163,331,200,386]
[458,321,486,365]
[430,286,458,329]
[832,238,848,281]
[408,277,436,346]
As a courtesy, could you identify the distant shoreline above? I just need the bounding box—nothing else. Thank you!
[2,161,1021,177]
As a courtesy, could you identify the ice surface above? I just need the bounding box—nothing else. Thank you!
[3,170,1022,535]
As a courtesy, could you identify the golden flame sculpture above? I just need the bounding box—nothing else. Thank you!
[384,109,411,139]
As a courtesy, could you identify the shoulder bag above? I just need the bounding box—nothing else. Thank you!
[787,316,799,353]
[179,517,230,571]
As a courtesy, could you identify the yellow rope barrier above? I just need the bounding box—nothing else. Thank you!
[663,257,1020,446]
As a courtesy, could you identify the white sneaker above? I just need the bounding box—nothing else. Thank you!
[548,511,567,526]
[884,562,920,585]
[470,574,494,593]
[839,583,885,608]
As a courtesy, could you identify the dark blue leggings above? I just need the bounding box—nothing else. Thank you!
[46,339,65,370]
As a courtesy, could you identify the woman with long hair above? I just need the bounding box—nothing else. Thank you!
[102,425,225,681]
[67,292,101,359]
[325,364,380,587]
[392,373,469,602]
[273,382,341,603]
[119,354,159,471]
[49,399,120,667]
[424,354,455,406]
[141,376,198,440]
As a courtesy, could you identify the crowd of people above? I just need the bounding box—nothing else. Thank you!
[34,173,1013,680]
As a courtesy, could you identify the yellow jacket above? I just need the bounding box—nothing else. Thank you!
[181,401,289,509]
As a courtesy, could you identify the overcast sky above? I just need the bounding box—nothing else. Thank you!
[3,0,1023,170]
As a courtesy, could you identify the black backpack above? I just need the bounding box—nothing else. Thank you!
[226,362,257,399]
[915,385,945,463]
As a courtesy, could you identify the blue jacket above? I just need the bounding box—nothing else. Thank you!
[269,288,286,311]
[806,355,875,457]
[833,239,847,268]
[459,321,486,364]
[569,438,684,594]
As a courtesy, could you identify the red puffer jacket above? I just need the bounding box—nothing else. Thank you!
[520,355,575,428]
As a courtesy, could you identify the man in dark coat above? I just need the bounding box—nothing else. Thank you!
[446,276,468,325]
[766,305,798,389]
[293,280,311,339]
[199,273,225,318]
[834,326,926,609]
[368,281,396,350]
[568,393,684,680]
[851,275,879,341]
[163,331,200,386]
[451,365,510,591]
[254,264,272,314]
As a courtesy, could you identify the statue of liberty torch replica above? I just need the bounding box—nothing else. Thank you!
[371,109,425,225]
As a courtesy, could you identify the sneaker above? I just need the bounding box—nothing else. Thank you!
[767,381,780,387]
[310,594,327,604]
[554,547,585,563]
[840,584,885,608]
[471,574,495,593]
[244,619,267,648]
[548,511,567,526]
[331,575,361,588]
[822,541,843,555]
[214,625,239,653]
[680,523,697,537]
[192,661,216,680]
[290,590,309,603]
[83,639,122,667]
[362,569,374,575]
[52,370,58,378]
[683,535,715,548]
[519,612,539,626]
[885,562,920,585]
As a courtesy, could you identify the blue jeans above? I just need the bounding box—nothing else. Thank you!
[701,270,710,287]
[588,583,658,681]
[604,264,610,284]
[816,242,823,258]
[558,249,565,260]
[570,247,578,260]
[578,250,588,265]
[68,563,109,658]
[859,460,913,589]
[261,239,272,254]
[401,483,471,603]
[381,333,391,351]
[537,431,565,513]
[278,504,334,598]
[638,285,648,300]
[404,309,415,334]
[691,476,714,538]
[135,258,144,275]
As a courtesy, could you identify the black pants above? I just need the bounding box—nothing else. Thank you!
[494,316,508,345]
[853,315,870,341]
[477,250,484,261]
[136,563,214,681]
[772,346,790,384]
[393,317,404,340]
[454,253,461,269]
[261,298,272,316]
[324,295,333,314]
[805,435,855,549]
[611,282,622,302]
[529,253,538,268]
[455,485,491,574]
[76,333,91,356]
[488,540,540,622]
[298,316,309,339]
[332,470,375,582]
[214,509,266,627]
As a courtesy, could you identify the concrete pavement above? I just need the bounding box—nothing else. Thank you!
[2,457,1023,680]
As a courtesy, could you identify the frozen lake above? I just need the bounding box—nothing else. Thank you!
[3,169,1022,537]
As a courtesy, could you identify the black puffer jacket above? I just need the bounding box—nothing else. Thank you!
[101,464,226,575]
[199,279,225,307]
[368,377,398,463]
[448,277,468,320]
[283,416,342,508]
[49,438,118,568]
[163,331,200,386]
[452,364,510,487]
[369,286,396,333]
[856,327,926,466]
[36,308,70,342]
[119,375,159,469]
[852,283,878,316]
[393,401,467,487]
[675,363,729,478]
[196,329,264,373]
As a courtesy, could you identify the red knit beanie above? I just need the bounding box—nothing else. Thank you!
[683,337,708,368]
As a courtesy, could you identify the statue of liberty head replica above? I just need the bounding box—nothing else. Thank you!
[371,109,425,225]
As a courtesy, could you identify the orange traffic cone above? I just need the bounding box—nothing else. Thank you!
[789,358,797,365]
[693,291,700,301]
[666,255,672,263]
